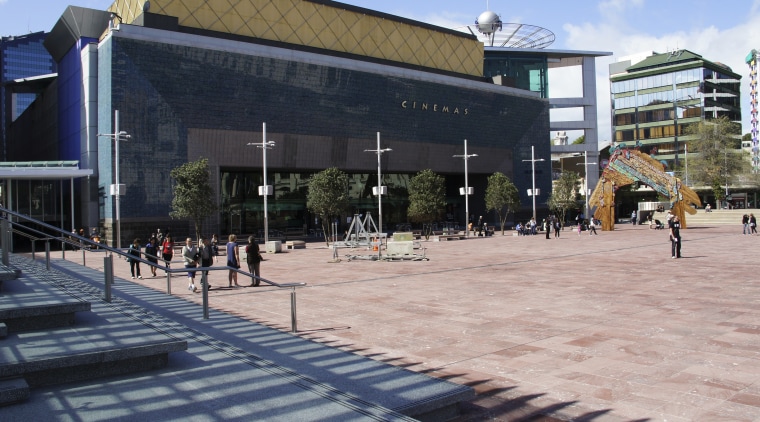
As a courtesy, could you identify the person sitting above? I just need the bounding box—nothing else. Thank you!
[654,219,664,230]
[515,222,523,236]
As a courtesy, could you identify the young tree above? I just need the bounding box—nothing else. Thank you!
[169,158,216,242]
[484,172,520,235]
[684,116,748,204]
[407,169,446,240]
[547,170,580,224]
[306,167,349,246]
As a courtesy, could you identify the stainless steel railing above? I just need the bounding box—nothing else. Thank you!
[0,207,306,332]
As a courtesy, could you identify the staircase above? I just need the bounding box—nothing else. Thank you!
[682,208,755,228]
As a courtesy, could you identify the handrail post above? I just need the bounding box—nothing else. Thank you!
[82,246,86,266]
[104,254,113,302]
[290,286,298,333]
[31,239,36,260]
[61,237,66,260]
[45,240,51,271]
[201,271,209,319]
[166,265,172,295]
[1,219,9,266]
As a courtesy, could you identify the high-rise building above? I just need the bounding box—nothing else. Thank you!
[746,49,759,173]
[0,31,57,160]
[609,50,741,173]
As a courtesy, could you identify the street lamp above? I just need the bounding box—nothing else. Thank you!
[576,150,596,219]
[522,145,545,220]
[247,122,275,244]
[453,139,477,237]
[97,109,130,249]
[364,132,392,246]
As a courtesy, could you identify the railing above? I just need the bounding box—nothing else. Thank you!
[0,208,306,332]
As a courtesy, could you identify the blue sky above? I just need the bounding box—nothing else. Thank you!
[2,0,758,142]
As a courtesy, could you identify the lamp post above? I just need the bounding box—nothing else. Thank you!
[247,122,275,243]
[522,145,544,220]
[576,150,596,219]
[453,139,477,237]
[364,132,391,242]
[97,109,130,249]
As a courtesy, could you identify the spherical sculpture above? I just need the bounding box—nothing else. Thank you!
[476,11,502,35]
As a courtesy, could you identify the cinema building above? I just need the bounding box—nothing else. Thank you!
[5,0,609,245]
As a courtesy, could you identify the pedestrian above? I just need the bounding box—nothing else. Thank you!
[227,234,241,287]
[161,234,174,272]
[144,236,159,277]
[199,236,216,289]
[669,215,682,258]
[750,213,757,235]
[631,210,637,225]
[156,228,164,258]
[182,237,199,292]
[588,217,598,235]
[545,218,551,239]
[529,217,536,235]
[554,219,561,238]
[577,217,582,236]
[211,234,220,255]
[127,238,143,279]
[245,235,262,286]
[476,216,483,236]
[742,214,749,235]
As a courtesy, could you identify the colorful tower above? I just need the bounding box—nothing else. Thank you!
[746,49,759,173]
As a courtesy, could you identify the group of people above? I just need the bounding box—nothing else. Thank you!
[514,215,598,237]
[125,231,263,292]
[741,213,758,235]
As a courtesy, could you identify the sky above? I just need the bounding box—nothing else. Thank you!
[2,0,758,145]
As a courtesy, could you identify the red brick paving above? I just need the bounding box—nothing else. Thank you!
[60,223,760,421]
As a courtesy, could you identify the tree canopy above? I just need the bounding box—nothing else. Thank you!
[169,158,216,242]
[484,172,520,234]
[407,169,445,238]
[683,116,748,201]
[547,170,580,223]
[306,167,349,244]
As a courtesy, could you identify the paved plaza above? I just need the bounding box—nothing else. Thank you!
[59,222,760,421]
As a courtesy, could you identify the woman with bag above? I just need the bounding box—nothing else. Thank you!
[161,234,174,273]
[245,235,262,287]
[227,234,241,287]
[182,237,199,292]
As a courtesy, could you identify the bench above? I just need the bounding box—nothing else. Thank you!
[285,240,306,250]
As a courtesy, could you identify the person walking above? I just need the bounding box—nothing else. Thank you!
[742,214,750,235]
[227,234,242,287]
[750,213,758,235]
[669,215,682,258]
[199,236,216,290]
[144,236,159,277]
[245,235,262,286]
[127,238,143,279]
[182,237,199,292]
[545,218,551,239]
[161,234,174,273]
[631,210,637,225]
[588,217,598,235]
[554,219,561,238]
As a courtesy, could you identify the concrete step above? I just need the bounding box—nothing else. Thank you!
[0,377,29,406]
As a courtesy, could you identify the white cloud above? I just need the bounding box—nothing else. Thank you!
[560,3,760,144]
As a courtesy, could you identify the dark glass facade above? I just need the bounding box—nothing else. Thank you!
[94,29,550,238]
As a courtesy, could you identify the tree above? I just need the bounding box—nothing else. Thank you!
[547,170,580,224]
[683,116,748,203]
[306,167,349,245]
[169,158,216,243]
[572,135,585,145]
[484,172,520,235]
[407,169,446,239]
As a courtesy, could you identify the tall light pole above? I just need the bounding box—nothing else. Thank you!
[577,150,596,219]
[97,109,130,249]
[247,123,275,243]
[364,132,391,240]
[453,139,477,237]
[522,145,544,220]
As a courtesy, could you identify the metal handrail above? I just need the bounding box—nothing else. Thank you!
[0,207,306,331]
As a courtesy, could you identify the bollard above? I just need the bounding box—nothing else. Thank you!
[45,241,51,271]
[104,254,113,302]
[290,286,298,333]
[201,271,209,319]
